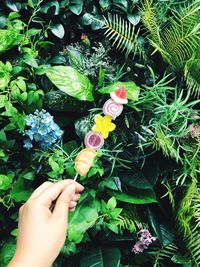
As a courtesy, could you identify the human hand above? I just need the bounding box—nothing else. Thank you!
[8,179,84,267]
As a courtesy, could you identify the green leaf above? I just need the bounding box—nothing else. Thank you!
[119,160,159,189]
[91,15,105,30]
[99,0,110,9]
[10,176,32,202]
[69,0,83,15]
[8,12,21,20]
[127,13,141,26]
[40,0,60,15]
[81,13,93,25]
[0,95,7,108]
[0,30,22,53]
[99,81,140,101]
[28,0,34,8]
[109,188,157,204]
[0,174,12,190]
[11,228,18,236]
[148,208,174,246]
[80,247,121,267]
[23,55,38,68]
[6,1,21,11]
[46,66,94,101]
[120,171,152,189]
[23,171,35,181]
[107,197,117,210]
[68,193,100,243]
[0,13,7,28]
[0,241,16,266]
[51,24,65,39]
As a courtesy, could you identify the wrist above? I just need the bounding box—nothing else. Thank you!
[8,253,52,267]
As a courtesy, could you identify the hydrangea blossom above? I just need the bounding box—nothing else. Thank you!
[24,109,63,150]
[132,229,157,254]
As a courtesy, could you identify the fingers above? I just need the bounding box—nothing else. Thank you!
[72,193,80,202]
[33,180,84,208]
[53,184,76,220]
[69,201,77,209]
[29,181,53,200]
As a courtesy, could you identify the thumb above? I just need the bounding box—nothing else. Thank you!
[53,184,75,220]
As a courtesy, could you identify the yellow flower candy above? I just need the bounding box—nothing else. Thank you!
[92,115,116,139]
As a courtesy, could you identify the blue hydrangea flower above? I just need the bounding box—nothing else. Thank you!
[24,109,63,150]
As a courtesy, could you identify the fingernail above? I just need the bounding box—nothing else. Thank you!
[66,184,76,195]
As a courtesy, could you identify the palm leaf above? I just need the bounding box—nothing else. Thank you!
[153,125,180,162]
[141,0,200,95]
[104,14,144,58]
[184,56,200,96]
[148,243,178,267]
[119,205,142,233]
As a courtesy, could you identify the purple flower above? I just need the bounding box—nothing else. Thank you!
[132,229,157,254]
[132,241,147,254]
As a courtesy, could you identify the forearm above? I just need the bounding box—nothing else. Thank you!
[8,254,52,267]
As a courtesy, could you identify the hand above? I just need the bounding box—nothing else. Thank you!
[8,179,84,267]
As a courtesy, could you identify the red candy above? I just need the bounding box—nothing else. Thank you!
[110,86,128,104]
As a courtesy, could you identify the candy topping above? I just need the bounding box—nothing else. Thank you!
[110,86,128,104]
[84,131,104,150]
[103,99,123,119]
[92,115,116,139]
[75,148,97,176]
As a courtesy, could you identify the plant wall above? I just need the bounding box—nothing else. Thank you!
[0,0,200,266]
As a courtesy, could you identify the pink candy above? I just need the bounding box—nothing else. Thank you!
[84,131,104,150]
[103,99,123,119]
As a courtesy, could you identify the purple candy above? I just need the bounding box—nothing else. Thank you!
[84,131,104,150]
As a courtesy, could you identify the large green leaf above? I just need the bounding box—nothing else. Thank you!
[10,176,32,202]
[68,192,100,243]
[120,171,153,189]
[46,66,94,101]
[0,30,23,54]
[44,90,89,112]
[119,159,159,189]
[69,0,83,15]
[148,207,175,246]
[109,188,157,204]
[80,247,121,267]
[99,81,140,101]
[0,240,16,266]
[0,174,12,190]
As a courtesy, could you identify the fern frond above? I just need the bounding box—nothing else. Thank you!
[185,228,200,266]
[141,0,200,90]
[161,180,176,210]
[153,125,180,162]
[176,179,197,237]
[148,243,178,267]
[119,206,142,233]
[161,21,200,68]
[184,56,200,97]
[140,0,162,46]
[104,14,144,58]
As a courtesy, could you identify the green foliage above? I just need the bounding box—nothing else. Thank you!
[66,43,117,81]
[0,29,23,53]
[0,1,199,266]
[149,244,178,267]
[45,66,94,101]
[80,247,121,267]
[104,14,144,57]
[99,80,140,101]
[141,0,200,95]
